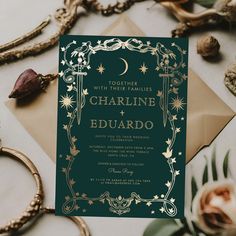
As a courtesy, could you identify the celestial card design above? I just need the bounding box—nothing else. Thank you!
[56,35,188,218]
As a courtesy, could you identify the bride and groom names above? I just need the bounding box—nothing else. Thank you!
[89,80,157,130]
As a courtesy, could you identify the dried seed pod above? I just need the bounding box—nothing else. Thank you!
[9,69,56,99]
[224,63,236,96]
[197,35,220,58]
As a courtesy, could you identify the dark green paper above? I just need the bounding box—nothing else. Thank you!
[56,35,188,218]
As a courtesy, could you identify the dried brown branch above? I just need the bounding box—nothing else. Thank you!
[159,2,222,37]
[0,0,85,65]
[0,16,51,53]
[0,0,229,63]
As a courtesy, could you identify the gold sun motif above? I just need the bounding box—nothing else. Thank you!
[60,94,75,110]
[170,97,186,112]
[139,63,148,74]
[96,63,105,74]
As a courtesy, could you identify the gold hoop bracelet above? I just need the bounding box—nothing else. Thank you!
[0,145,90,236]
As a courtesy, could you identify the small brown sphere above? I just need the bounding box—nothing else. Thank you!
[197,35,220,58]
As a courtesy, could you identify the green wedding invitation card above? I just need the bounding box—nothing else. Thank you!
[56,35,188,218]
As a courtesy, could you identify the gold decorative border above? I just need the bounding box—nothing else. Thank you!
[58,37,187,217]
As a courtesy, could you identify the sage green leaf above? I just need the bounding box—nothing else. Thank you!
[223,150,230,178]
[143,219,182,236]
[191,176,198,201]
[202,157,208,185]
[194,0,217,7]
[211,148,218,181]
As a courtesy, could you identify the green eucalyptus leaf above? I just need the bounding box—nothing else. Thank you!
[194,0,217,7]
[143,219,182,236]
[223,150,230,178]
[211,148,218,181]
[202,156,209,185]
[191,176,198,202]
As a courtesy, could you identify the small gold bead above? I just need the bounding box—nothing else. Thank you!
[23,212,28,217]
[28,206,34,213]
[31,201,36,206]
[10,220,15,225]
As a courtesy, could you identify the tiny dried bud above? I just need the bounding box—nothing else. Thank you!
[9,69,53,99]
[224,63,236,96]
[197,35,220,58]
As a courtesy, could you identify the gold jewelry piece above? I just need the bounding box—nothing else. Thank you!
[42,207,90,236]
[0,143,90,236]
[0,146,44,233]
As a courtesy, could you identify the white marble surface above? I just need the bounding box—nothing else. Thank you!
[0,1,235,235]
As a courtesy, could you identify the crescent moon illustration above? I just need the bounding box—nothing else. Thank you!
[119,57,129,76]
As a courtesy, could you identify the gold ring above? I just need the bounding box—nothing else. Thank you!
[0,146,90,236]
[42,207,90,236]
[0,146,44,233]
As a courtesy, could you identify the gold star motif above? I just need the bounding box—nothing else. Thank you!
[151,48,158,55]
[176,127,181,133]
[170,97,186,112]
[172,115,177,120]
[60,94,75,109]
[160,207,165,213]
[139,63,148,74]
[88,200,94,205]
[96,63,105,74]
[120,110,125,116]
